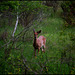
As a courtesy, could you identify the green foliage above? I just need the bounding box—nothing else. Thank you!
[0,1,19,12]
[18,1,47,14]
[0,1,48,15]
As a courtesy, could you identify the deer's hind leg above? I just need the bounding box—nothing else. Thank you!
[38,47,40,54]
[43,45,46,52]
[43,39,46,52]
[41,45,45,53]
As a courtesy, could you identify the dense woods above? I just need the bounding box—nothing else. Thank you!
[0,1,75,74]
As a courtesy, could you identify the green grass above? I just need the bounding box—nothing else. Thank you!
[0,7,75,74]
[20,15,75,74]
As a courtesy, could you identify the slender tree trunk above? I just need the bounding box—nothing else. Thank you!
[12,12,18,37]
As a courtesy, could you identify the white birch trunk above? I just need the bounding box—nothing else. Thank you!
[12,12,18,37]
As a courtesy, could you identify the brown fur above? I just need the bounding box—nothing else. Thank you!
[33,29,46,56]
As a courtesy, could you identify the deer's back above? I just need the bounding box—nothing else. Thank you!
[37,36,46,46]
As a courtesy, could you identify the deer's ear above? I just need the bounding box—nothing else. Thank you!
[33,29,35,33]
[37,30,41,34]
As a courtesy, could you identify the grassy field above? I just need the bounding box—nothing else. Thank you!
[0,7,75,74]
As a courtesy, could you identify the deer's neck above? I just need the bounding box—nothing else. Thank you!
[34,37,37,44]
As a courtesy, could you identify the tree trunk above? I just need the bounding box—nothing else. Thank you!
[12,12,18,37]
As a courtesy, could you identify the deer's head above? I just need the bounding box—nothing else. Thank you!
[33,29,41,38]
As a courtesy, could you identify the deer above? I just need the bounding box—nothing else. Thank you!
[33,29,46,56]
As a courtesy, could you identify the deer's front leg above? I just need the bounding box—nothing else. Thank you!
[34,49,36,56]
